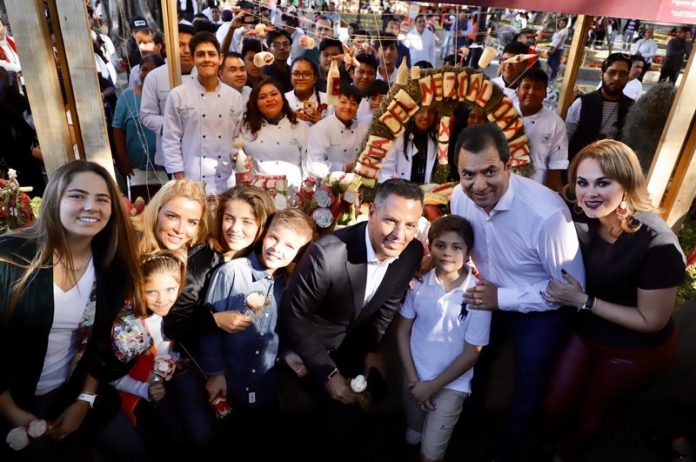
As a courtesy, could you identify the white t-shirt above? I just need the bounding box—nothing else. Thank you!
[36,261,96,395]
[400,268,491,393]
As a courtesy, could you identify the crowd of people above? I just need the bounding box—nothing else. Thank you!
[0,1,693,462]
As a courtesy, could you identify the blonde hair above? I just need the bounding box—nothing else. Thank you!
[2,160,141,313]
[135,249,188,316]
[565,140,655,234]
[134,180,211,254]
[212,185,276,255]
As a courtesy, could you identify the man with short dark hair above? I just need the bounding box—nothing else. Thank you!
[375,32,398,84]
[263,29,293,92]
[162,32,244,195]
[282,13,305,64]
[405,15,436,67]
[384,17,411,67]
[219,51,250,103]
[280,179,424,459]
[491,41,531,104]
[567,52,634,161]
[659,26,692,84]
[451,123,584,461]
[351,53,378,121]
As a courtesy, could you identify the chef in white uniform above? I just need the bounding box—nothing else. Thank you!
[162,32,244,196]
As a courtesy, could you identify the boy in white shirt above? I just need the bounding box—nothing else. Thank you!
[162,31,244,195]
[515,68,568,191]
[396,215,491,462]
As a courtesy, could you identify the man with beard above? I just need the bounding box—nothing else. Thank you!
[566,53,633,162]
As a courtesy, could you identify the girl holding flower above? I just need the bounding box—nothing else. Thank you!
[0,160,144,461]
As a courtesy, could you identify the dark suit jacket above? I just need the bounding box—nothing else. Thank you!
[280,221,423,382]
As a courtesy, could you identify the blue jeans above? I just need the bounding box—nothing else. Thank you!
[471,308,571,460]
[547,47,564,81]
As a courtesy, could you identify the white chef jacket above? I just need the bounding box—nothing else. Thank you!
[515,104,569,185]
[307,114,369,177]
[450,175,585,313]
[140,64,197,166]
[378,133,437,184]
[284,90,329,112]
[162,77,244,196]
[491,76,519,106]
[241,116,310,193]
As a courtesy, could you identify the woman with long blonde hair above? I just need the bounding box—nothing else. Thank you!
[542,140,686,461]
[0,160,145,461]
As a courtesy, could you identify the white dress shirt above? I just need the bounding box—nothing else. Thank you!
[162,77,244,195]
[364,226,397,306]
[140,64,197,166]
[450,175,585,313]
[632,38,658,62]
[405,28,436,67]
[515,105,569,184]
[307,114,369,177]
[241,116,310,193]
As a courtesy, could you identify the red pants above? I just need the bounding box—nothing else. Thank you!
[543,330,677,460]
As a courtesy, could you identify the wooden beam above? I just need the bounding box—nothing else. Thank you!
[646,43,696,210]
[661,117,696,229]
[557,15,591,119]
[5,0,72,177]
[161,0,181,89]
[54,0,115,177]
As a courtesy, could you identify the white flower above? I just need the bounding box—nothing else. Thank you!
[314,188,333,208]
[27,420,48,439]
[6,426,29,451]
[343,190,359,204]
[273,194,288,210]
[350,374,368,393]
[7,169,17,181]
[245,292,266,312]
[312,207,334,228]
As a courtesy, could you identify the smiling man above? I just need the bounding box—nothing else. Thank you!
[450,123,584,461]
[162,31,244,195]
[280,179,424,459]
[566,53,634,162]
[218,51,250,104]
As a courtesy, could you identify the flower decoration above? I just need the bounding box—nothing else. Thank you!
[244,291,270,319]
[0,169,36,234]
[294,172,362,232]
[112,309,153,363]
[153,354,176,381]
[6,419,48,451]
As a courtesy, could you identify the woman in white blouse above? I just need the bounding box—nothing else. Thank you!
[379,107,439,184]
[242,77,310,194]
[284,57,329,125]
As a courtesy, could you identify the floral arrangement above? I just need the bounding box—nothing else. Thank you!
[294,172,363,231]
[0,169,35,234]
[112,308,153,363]
[5,419,48,451]
[244,291,270,320]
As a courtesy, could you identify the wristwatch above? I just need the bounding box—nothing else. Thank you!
[578,295,596,312]
[76,392,98,409]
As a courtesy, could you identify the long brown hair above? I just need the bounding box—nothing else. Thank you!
[212,185,276,256]
[243,77,298,139]
[3,160,141,313]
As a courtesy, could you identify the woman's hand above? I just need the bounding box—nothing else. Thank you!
[213,311,253,333]
[205,375,227,404]
[542,270,587,307]
[48,401,90,441]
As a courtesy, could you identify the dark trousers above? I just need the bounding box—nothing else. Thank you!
[547,47,564,81]
[469,308,571,461]
[543,330,677,460]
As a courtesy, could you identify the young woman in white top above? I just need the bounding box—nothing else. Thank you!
[284,57,329,125]
[242,77,310,194]
[379,107,439,184]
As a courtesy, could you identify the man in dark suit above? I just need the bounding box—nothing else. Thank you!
[280,179,424,453]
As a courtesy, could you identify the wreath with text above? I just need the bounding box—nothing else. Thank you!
[353,62,533,188]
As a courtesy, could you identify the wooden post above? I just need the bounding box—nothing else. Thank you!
[5,0,72,177]
[161,0,181,88]
[647,44,696,212]
[557,15,591,119]
[53,0,115,177]
[660,120,696,229]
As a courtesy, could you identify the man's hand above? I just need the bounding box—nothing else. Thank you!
[116,155,135,178]
[324,371,357,405]
[213,311,253,333]
[464,279,499,311]
[48,401,89,441]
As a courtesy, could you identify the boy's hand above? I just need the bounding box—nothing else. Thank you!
[283,352,308,377]
[214,311,253,333]
[206,375,227,403]
[408,380,438,410]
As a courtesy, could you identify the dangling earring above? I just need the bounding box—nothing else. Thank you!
[573,203,584,216]
[616,199,629,220]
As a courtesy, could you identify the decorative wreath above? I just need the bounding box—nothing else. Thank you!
[353,61,533,187]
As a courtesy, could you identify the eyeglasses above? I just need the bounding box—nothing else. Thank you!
[291,71,314,79]
[271,41,291,49]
